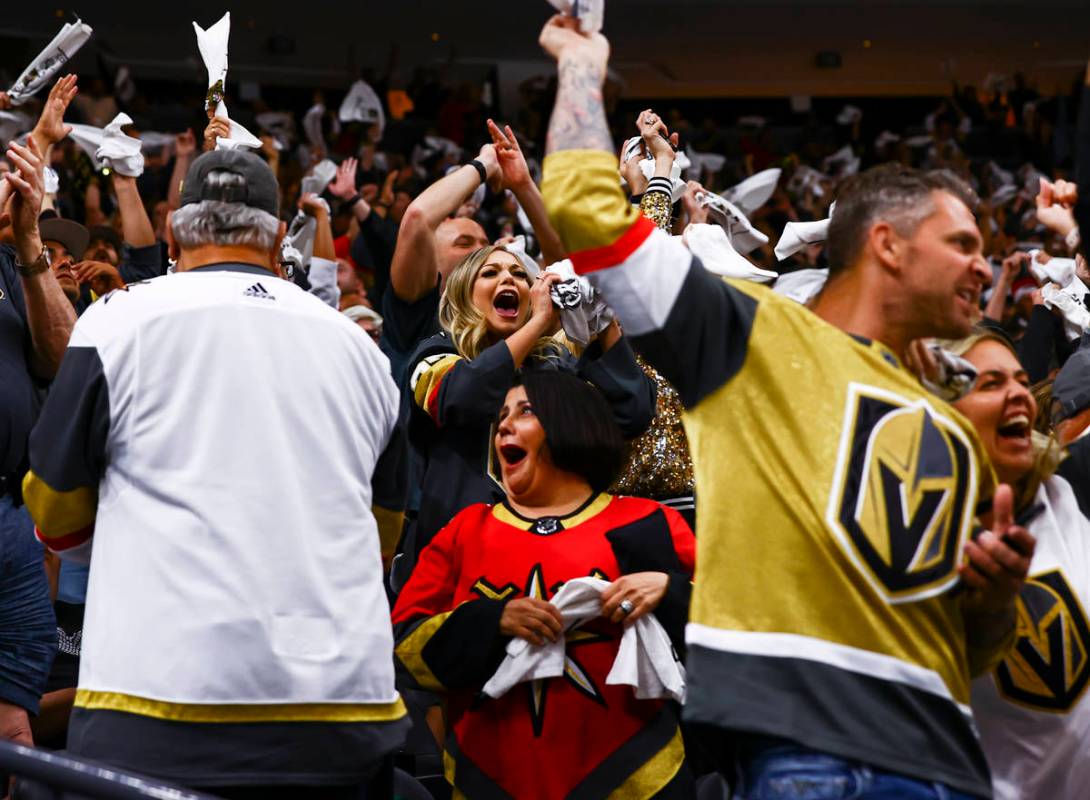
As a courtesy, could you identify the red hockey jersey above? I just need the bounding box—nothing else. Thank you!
[392,493,695,799]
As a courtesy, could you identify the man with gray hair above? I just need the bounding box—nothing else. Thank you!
[22,149,409,797]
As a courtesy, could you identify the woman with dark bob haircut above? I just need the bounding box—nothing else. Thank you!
[393,371,696,800]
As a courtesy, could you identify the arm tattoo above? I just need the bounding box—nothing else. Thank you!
[546,58,614,155]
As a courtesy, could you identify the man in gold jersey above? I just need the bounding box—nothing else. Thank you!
[536,15,1035,800]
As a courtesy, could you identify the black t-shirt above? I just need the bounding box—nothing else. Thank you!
[1059,435,1090,519]
[379,280,441,388]
[0,246,42,476]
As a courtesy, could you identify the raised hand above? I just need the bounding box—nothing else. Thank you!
[33,74,77,147]
[538,14,609,72]
[487,120,532,190]
[4,137,46,263]
[73,260,125,296]
[329,158,359,200]
[1036,178,1077,237]
[298,192,329,218]
[960,484,1036,615]
[175,129,197,158]
[474,143,503,193]
[203,117,230,151]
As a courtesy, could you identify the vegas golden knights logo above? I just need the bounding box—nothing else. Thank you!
[996,569,1090,712]
[826,384,978,604]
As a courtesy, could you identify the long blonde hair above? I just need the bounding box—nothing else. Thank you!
[438,245,563,361]
[942,327,1063,510]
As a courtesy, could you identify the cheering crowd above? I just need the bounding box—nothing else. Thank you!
[2,8,1090,800]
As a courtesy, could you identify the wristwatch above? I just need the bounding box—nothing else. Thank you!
[15,245,50,278]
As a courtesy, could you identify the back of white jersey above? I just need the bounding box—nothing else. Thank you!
[73,267,400,706]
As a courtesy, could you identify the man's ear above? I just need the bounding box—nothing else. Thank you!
[270,221,287,276]
[165,211,180,263]
[868,220,903,276]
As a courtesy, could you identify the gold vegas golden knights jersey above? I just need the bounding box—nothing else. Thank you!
[543,150,1004,797]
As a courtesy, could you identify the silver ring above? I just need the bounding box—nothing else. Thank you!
[619,599,635,616]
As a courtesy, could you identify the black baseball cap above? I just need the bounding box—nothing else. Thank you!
[39,217,90,260]
[1053,339,1090,424]
[179,149,279,216]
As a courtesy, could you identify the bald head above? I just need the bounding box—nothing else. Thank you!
[436,217,489,279]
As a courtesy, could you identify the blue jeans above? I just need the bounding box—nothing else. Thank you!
[0,494,56,713]
[736,745,979,800]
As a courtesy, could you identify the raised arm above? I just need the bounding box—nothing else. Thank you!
[4,139,76,378]
[111,173,156,248]
[487,119,566,264]
[538,14,757,410]
[390,144,500,302]
[167,130,197,211]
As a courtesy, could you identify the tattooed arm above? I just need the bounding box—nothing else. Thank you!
[540,15,614,155]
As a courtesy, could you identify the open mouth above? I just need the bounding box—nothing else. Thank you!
[499,444,527,467]
[997,414,1030,441]
[493,289,521,319]
[956,288,977,307]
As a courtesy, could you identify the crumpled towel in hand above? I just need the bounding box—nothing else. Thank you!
[546,259,614,347]
[921,344,979,402]
[1029,251,1078,289]
[682,223,777,283]
[7,19,93,106]
[482,577,685,703]
[1042,282,1090,341]
[697,191,767,255]
[192,12,261,151]
[68,113,145,177]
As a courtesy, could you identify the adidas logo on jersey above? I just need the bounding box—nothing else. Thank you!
[243,282,275,300]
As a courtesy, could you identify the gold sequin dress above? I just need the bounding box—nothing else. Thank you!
[609,187,695,519]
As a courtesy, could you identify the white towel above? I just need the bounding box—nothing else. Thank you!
[682,224,777,283]
[301,159,338,196]
[1029,251,1078,289]
[7,19,93,106]
[482,577,685,703]
[339,80,385,138]
[545,260,614,346]
[722,168,781,215]
[697,191,767,254]
[684,144,726,182]
[306,256,340,309]
[772,268,829,305]
[192,13,261,151]
[68,113,145,177]
[775,218,828,261]
[1042,280,1090,341]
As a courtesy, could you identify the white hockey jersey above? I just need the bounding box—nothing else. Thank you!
[971,475,1090,800]
[24,264,405,724]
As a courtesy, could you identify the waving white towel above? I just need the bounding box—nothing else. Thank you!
[68,113,145,177]
[7,19,93,106]
[723,168,781,215]
[482,577,685,703]
[339,80,386,138]
[682,224,777,283]
[192,13,261,151]
[772,268,829,305]
[698,191,767,254]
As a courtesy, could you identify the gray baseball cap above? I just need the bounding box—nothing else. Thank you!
[179,149,279,216]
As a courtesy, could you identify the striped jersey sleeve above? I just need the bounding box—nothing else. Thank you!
[22,336,111,563]
[391,510,510,692]
[542,149,758,408]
